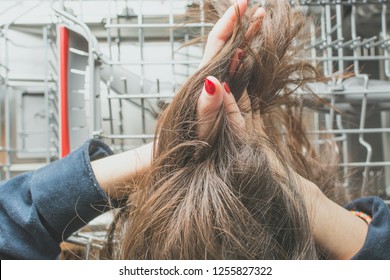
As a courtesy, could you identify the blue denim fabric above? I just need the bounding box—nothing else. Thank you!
[0,139,114,259]
[0,138,389,259]
[345,196,390,260]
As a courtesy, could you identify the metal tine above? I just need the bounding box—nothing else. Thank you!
[381,2,390,77]
[320,38,344,50]
[355,36,378,48]
[357,75,373,196]
[338,37,361,49]
[336,114,350,188]
[368,38,390,48]
[137,0,146,145]
[107,93,175,99]
[69,47,89,56]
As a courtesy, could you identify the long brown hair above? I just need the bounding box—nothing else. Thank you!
[105,0,346,259]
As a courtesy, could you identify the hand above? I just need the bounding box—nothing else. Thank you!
[199,0,246,69]
[91,1,263,195]
[196,3,367,259]
[198,0,266,70]
[91,0,266,199]
[92,0,368,260]
[196,0,266,139]
[198,80,368,261]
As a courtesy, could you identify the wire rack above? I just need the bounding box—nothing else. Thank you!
[0,1,59,179]
[301,0,390,200]
[1,0,390,258]
[54,0,390,198]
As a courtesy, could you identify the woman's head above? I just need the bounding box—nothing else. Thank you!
[105,0,346,259]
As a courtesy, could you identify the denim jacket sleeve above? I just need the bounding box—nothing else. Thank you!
[345,196,390,260]
[0,139,114,260]
[1,138,390,260]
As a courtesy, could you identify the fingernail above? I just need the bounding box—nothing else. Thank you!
[238,51,245,61]
[204,78,216,95]
[223,82,231,94]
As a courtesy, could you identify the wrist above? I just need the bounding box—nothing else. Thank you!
[291,173,368,259]
[308,186,368,259]
[91,142,153,200]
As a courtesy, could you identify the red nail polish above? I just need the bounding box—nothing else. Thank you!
[204,78,216,95]
[238,51,245,60]
[223,82,231,94]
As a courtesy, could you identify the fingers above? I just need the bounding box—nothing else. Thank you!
[229,48,245,77]
[197,78,247,140]
[197,78,266,140]
[197,76,224,139]
[244,7,266,41]
[199,4,267,70]
[222,83,246,137]
[195,3,268,141]
[229,8,266,77]
[228,8,266,77]
[199,0,248,69]
[209,0,247,41]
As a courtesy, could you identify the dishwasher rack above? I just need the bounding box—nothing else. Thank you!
[52,0,390,200]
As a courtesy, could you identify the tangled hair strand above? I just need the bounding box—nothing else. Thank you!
[104,0,348,260]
